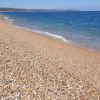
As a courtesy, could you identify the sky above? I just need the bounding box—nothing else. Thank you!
[0,0,100,11]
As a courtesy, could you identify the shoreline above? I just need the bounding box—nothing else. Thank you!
[0,16,100,99]
[2,15,100,52]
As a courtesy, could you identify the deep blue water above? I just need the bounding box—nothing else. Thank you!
[0,11,100,50]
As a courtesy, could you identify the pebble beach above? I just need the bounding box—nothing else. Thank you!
[0,17,100,100]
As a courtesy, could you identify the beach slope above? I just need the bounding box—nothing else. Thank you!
[0,17,100,99]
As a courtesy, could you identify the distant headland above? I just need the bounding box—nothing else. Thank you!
[0,8,80,12]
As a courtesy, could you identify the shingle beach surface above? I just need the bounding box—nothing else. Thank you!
[0,17,100,100]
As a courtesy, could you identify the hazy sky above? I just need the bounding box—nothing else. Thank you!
[0,0,100,11]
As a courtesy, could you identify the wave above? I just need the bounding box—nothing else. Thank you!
[15,26,69,43]
[4,16,9,20]
[42,31,69,43]
[2,15,14,24]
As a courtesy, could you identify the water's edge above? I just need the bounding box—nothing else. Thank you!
[2,15,70,43]
[0,14,100,52]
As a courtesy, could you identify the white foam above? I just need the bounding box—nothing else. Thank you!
[45,32,69,43]
[9,19,14,22]
[16,26,69,43]
[3,15,15,24]
[4,16,9,20]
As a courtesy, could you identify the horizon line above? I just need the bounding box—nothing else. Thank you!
[0,7,100,11]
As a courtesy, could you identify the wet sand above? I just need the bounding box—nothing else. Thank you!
[0,17,100,99]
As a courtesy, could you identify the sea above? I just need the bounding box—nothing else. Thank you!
[0,11,100,51]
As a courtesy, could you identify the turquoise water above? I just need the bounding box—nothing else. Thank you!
[0,11,100,50]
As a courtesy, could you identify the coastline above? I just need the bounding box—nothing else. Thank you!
[2,14,100,52]
[0,16,100,99]
[1,12,100,51]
